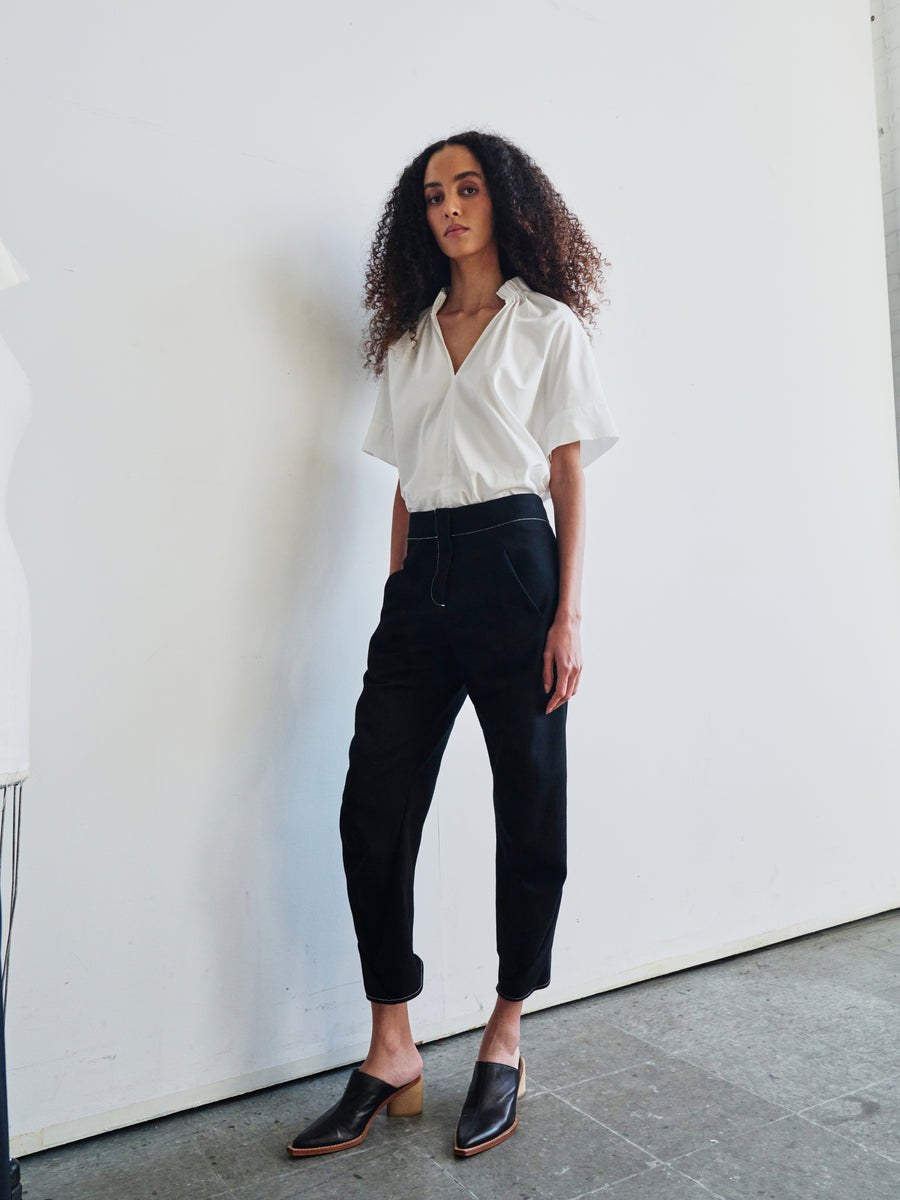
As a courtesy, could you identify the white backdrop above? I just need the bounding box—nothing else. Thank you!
[1,0,899,1154]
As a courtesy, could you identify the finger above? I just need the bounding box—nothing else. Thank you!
[544,660,559,711]
[558,667,576,705]
[552,663,578,709]
[567,664,582,699]
[546,666,568,713]
[542,647,555,695]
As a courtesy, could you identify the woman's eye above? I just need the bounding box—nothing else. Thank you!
[425,187,476,206]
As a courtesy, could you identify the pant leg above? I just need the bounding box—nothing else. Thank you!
[450,517,568,1002]
[340,564,466,1004]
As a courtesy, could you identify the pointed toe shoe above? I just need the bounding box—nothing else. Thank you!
[288,1068,423,1157]
[454,1055,526,1157]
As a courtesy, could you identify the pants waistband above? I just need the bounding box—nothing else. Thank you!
[407,492,549,540]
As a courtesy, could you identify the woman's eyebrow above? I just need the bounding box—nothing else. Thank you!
[423,170,484,190]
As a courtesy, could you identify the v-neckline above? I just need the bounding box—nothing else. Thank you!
[431,277,521,378]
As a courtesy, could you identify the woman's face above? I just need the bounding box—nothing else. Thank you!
[423,143,496,261]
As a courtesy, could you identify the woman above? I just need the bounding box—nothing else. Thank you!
[289,130,619,1160]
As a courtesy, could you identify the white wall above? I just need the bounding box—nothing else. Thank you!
[2,0,899,1154]
[871,0,900,460]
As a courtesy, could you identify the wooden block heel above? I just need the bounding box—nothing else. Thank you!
[386,1074,423,1117]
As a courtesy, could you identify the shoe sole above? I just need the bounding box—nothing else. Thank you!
[286,1074,422,1158]
[453,1115,518,1157]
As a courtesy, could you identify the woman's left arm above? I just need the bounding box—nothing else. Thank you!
[544,440,586,715]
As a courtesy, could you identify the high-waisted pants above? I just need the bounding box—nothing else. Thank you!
[339,491,567,1004]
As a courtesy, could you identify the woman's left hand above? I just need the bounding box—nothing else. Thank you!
[543,611,583,714]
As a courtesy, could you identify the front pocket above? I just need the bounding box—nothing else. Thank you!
[499,547,544,616]
[488,521,558,619]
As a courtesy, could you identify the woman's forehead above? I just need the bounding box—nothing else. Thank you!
[423,144,482,185]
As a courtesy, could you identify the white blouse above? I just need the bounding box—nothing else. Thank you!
[361,274,619,512]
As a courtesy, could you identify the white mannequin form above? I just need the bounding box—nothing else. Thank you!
[0,234,27,1199]
[0,239,30,790]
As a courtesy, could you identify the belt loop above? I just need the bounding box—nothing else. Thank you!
[430,508,451,607]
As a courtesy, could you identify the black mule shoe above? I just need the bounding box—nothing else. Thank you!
[454,1055,526,1157]
[287,1068,423,1157]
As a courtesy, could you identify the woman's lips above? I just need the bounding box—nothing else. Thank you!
[445,226,468,237]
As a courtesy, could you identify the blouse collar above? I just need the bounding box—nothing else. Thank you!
[430,275,526,319]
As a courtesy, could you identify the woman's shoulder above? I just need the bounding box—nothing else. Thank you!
[513,280,586,343]
[515,279,580,323]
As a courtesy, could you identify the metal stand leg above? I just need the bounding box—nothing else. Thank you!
[0,893,13,1200]
[0,782,23,1200]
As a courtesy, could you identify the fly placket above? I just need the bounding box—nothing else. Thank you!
[430,508,452,607]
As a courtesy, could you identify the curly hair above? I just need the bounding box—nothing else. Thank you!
[361,129,611,376]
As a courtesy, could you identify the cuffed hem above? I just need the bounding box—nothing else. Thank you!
[364,956,424,1005]
[496,976,551,1003]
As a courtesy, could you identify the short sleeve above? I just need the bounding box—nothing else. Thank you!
[361,355,397,467]
[530,311,620,469]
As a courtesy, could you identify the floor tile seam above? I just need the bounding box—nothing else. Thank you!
[661,1001,900,1058]
[563,1166,672,1199]
[565,1038,796,1127]
[665,1011,900,1091]
[567,1172,649,1200]
[799,1001,900,1041]
[533,1057,659,1094]
[648,1109,802,1169]
[549,1090,666,1165]
[569,1177,648,1199]
[566,1163,730,1200]
[794,1067,900,1117]
[791,1111,900,1164]
[409,1142,480,1199]
[600,1019,758,1060]
[662,1044,810,1115]
[661,1111,796,1170]
[663,1164,731,1200]
[665,1157,760,1200]
[600,989,843,1043]
[571,1015,664,1042]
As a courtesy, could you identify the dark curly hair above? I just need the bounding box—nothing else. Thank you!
[361,129,611,375]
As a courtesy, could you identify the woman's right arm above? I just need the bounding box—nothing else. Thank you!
[389,480,410,574]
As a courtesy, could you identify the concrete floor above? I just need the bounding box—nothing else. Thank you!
[20,908,900,1200]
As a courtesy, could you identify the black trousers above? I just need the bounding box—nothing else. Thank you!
[339,492,567,1004]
